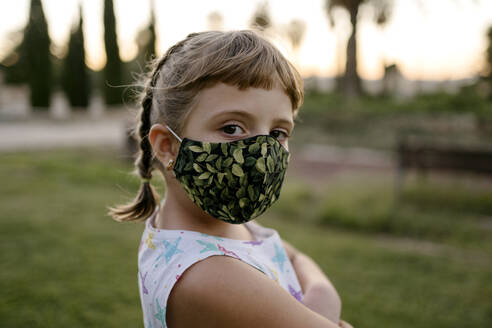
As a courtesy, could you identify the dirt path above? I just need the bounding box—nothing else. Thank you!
[288,143,394,181]
[0,112,395,180]
[0,111,134,152]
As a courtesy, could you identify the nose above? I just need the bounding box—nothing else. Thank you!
[251,124,271,137]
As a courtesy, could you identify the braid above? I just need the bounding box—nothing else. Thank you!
[108,30,305,222]
[137,40,189,181]
[107,39,189,222]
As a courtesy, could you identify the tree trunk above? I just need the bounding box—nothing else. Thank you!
[343,5,362,97]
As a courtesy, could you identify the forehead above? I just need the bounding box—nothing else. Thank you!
[189,82,294,123]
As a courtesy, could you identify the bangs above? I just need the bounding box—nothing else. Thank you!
[169,30,304,111]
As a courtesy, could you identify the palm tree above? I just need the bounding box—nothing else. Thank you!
[137,0,156,62]
[250,1,272,32]
[285,19,306,66]
[325,0,392,97]
[486,25,492,100]
[286,19,306,53]
[486,26,492,78]
[207,11,224,30]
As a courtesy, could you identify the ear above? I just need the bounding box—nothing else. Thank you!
[148,124,179,165]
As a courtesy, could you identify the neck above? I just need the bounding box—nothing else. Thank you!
[155,186,254,241]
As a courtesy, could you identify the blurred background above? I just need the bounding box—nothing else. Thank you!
[1,0,491,327]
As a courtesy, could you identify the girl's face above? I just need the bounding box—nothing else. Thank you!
[182,82,294,151]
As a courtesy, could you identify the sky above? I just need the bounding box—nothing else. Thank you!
[0,0,491,81]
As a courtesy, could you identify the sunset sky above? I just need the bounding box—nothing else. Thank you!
[1,0,492,80]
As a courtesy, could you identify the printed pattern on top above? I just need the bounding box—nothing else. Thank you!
[137,207,303,328]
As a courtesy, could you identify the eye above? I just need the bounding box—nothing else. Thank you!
[269,129,289,141]
[220,124,245,136]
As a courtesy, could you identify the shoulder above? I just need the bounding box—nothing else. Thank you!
[166,254,338,328]
[251,221,300,262]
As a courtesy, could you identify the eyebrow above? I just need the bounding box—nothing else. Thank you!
[210,109,294,129]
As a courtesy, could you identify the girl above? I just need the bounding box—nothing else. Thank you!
[109,30,352,328]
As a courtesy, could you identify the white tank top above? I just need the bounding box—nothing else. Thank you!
[138,200,304,328]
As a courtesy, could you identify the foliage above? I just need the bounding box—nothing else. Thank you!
[61,7,90,108]
[143,8,156,62]
[485,25,492,100]
[286,19,306,51]
[207,11,224,30]
[302,86,492,116]
[0,31,29,84]
[249,1,272,31]
[135,4,156,66]
[23,0,53,108]
[325,0,392,97]
[173,135,289,223]
[294,86,492,149]
[103,0,123,105]
[486,25,492,78]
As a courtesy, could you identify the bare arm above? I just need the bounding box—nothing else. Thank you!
[167,255,341,328]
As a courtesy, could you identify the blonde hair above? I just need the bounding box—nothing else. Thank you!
[108,29,304,222]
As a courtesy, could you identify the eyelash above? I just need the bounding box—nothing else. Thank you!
[220,124,290,140]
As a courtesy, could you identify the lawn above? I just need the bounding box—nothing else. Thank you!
[1,146,491,327]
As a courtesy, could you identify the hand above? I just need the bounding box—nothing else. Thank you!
[280,238,342,323]
[302,281,341,324]
[339,319,354,328]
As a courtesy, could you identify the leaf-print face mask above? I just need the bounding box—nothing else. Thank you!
[166,125,290,224]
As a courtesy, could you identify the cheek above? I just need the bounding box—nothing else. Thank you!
[281,140,289,152]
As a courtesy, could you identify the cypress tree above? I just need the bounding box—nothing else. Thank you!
[24,0,53,108]
[62,6,90,108]
[0,31,28,85]
[103,0,123,105]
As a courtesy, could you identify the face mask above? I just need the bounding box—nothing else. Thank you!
[166,125,290,224]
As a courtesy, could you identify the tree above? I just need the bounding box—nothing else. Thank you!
[286,19,306,54]
[250,1,272,32]
[24,0,53,108]
[325,0,392,97]
[486,26,492,77]
[103,0,123,105]
[136,0,157,66]
[207,11,224,30]
[143,0,156,61]
[486,25,492,100]
[0,29,25,84]
[62,6,90,108]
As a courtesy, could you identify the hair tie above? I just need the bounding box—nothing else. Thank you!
[141,177,151,183]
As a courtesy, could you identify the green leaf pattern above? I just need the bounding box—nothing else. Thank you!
[173,135,290,224]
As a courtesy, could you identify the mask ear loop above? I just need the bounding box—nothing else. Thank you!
[166,124,182,143]
[164,125,181,174]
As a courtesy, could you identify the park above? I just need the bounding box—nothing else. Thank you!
[1,0,492,327]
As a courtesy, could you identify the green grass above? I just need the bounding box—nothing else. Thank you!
[263,215,492,328]
[272,173,492,250]
[1,147,491,327]
[0,147,162,327]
